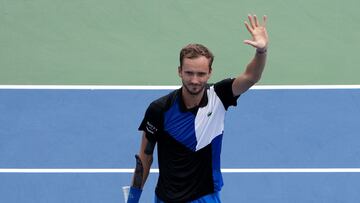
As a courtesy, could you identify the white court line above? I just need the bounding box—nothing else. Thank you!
[0,85,360,90]
[1,168,360,173]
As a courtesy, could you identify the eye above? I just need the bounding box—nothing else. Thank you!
[185,71,194,76]
[197,72,207,77]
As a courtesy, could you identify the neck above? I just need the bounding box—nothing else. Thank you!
[181,87,204,109]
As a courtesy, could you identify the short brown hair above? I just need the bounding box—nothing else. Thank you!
[179,44,214,69]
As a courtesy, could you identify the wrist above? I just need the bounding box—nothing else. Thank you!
[127,186,142,203]
[256,47,267,54]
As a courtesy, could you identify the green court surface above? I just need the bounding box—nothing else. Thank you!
[1,0,359,85]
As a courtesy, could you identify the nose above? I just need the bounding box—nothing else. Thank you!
[190,75,200,85]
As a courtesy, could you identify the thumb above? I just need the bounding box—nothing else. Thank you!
[243,40,258,48]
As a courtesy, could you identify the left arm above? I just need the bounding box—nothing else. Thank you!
[232,14,269,96]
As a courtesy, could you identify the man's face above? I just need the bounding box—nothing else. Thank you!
[178,56,212,96]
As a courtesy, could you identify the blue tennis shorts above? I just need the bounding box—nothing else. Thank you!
[155,192,221,203]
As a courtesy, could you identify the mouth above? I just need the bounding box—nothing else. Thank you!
[189,85,201,92]
[185,84,203,95]
[189,83,201,88]
[182,80,204,95]
[190,85,200,89]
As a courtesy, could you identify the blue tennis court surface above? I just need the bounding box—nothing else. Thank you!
[1,88,360,202]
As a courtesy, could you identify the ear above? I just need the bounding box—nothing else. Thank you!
[178,66,182,77]
[208,67,212,77]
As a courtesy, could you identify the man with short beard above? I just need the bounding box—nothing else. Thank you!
[127,14,269,203]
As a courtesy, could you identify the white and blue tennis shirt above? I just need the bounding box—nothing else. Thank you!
[139,78,239,202]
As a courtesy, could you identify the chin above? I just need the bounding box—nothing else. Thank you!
[187,86,204,95]
[182,81,205,96]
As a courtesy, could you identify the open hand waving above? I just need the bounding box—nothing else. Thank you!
[244,15,268,51]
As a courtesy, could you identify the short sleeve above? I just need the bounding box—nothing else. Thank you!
[213,78,240,110]
[138,102,163,143]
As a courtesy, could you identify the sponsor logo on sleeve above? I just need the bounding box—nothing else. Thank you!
[146,121,158,134]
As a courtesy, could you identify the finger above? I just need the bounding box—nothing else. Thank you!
[244,21,253,33]
[243,40,257,48]
[262,15,267,27]
[254,15,259,27]
[248,14,256,29]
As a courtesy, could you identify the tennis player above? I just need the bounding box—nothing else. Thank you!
[126,14,269,203]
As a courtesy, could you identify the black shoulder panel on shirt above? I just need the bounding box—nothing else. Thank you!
[213,78,240,110]
[138,89,178,142]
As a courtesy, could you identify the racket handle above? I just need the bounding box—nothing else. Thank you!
[122,186,130,202]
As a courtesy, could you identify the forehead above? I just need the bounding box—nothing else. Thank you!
[182,56,210,72]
